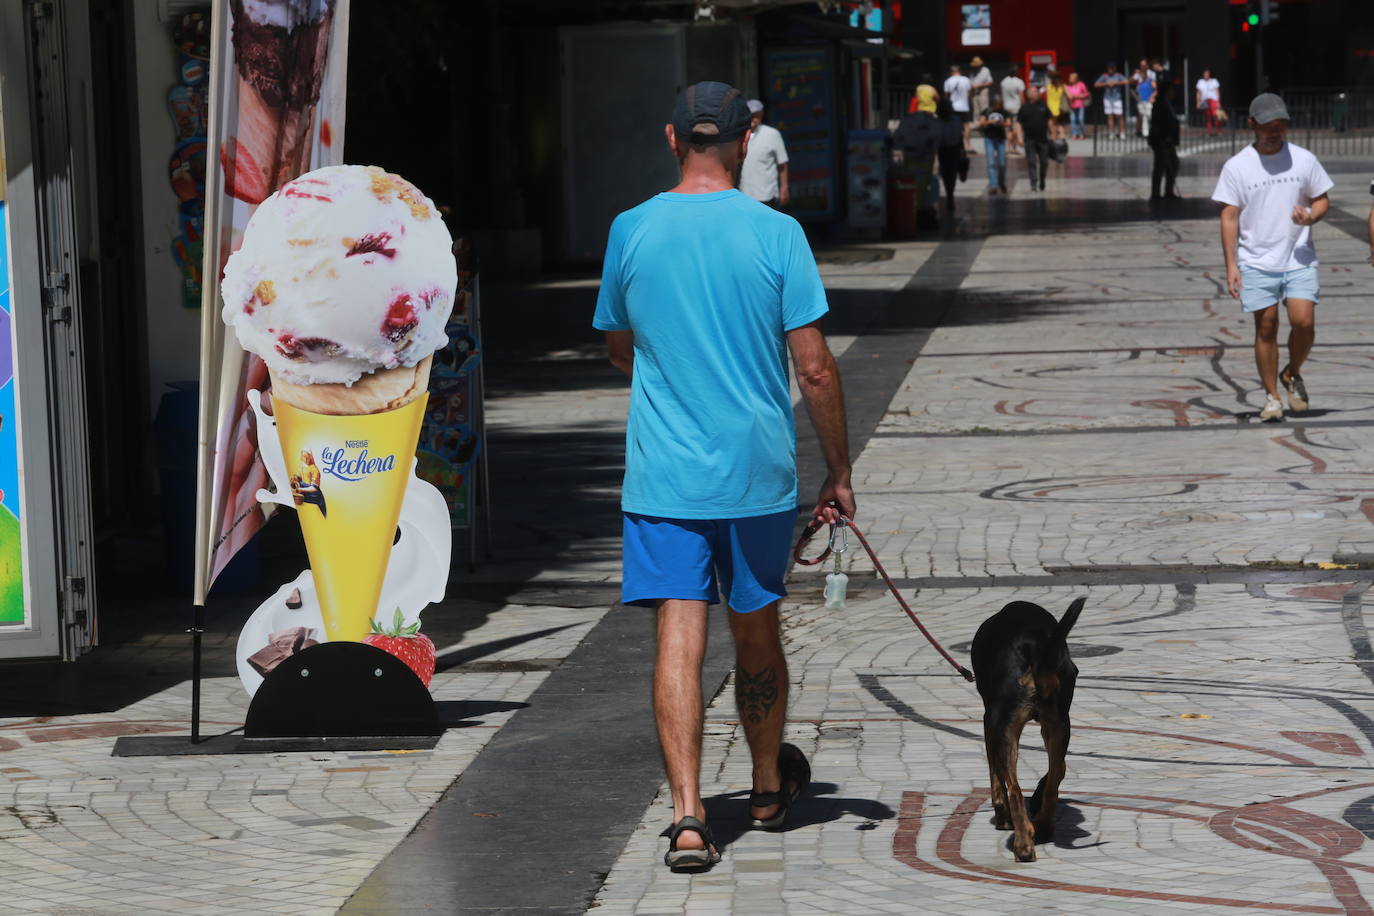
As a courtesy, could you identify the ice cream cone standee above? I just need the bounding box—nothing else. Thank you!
[221,164,456,696]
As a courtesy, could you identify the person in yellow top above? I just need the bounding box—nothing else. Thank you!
[1044,70,1069,142]
[911,72,939,114]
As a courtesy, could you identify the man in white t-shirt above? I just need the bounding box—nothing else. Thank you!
[1000,64,1027,153]
[944,64,973,152]
[739,99,790,208]
[1212,93,1333,422]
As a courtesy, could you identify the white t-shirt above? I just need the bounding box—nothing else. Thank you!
[1000,76,1026,112]
[1196,78,1220,103]
[740,123,789,203]
[1211,143,1334,271]
[944,74,972,112]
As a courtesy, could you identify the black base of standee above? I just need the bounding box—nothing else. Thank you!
[112,642,442,757]
[244,641,443,739]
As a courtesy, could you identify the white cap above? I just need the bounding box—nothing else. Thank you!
[746,99,764,114]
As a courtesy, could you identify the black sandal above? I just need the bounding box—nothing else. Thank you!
[749,742,811,830]
[663,816,721,872]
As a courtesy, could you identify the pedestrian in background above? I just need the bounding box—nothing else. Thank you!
[936,96,967,213]
[911,72,939,114]
[1045,71,1068,143]
[978,94,1009,195]
[1065,72,1091,140]
[944,64,974,152]
[1095,63,1128,138]
[970,56,994,123]
[1133,59,1155,138]
[1148,82,1181,200]
[594,81,853,871]
[1196,69,1222,134]
[1001,63,1027,154]
[1212,93,1332,422]
[740,99,790,209]
[1017,85,1052,192]
[892,100,941,229]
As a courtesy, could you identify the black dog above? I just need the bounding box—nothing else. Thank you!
[970,597,1085,862]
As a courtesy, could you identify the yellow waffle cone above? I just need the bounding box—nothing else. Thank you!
[271,388,429,642]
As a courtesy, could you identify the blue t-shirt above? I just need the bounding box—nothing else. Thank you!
[592,189,829,519]
[1098,73,1124,102]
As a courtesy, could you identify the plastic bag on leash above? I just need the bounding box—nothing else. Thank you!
[824,572,848,610]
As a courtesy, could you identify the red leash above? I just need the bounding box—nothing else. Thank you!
[795,516,975,683]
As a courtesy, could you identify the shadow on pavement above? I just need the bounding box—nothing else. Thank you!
[701,782,897,850]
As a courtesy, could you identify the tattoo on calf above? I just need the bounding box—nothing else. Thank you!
[736,665,780,725]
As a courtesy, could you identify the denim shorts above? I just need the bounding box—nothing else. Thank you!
[620,510,794,613]
[1240,265,1319,313]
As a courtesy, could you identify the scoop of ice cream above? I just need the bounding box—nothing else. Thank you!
[221,164,456,385]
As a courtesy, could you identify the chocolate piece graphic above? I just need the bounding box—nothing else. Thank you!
[247,625,320,675]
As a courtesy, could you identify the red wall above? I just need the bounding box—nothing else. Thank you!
[945,0,1076,73]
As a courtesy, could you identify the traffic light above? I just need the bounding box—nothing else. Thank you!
[1247,11,1259,26]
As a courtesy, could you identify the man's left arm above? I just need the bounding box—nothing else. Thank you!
[1292,193,1329,226]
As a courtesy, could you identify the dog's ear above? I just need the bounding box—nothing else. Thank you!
[1056,597,1086,642]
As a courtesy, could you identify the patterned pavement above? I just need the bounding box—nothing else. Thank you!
[591,163,1374,914]
[0,157,1372,913]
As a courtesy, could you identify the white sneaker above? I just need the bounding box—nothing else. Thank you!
[1259,395,1284,422]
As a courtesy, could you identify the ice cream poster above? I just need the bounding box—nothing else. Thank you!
[418,260,482,529]
[220,165,455,695]
[0,198,24,626]
[195,0,351,604]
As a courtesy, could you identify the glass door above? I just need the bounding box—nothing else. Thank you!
[0,0,97,660]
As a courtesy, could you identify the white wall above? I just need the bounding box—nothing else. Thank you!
[131,2,203,415]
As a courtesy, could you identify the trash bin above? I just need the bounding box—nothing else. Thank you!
[887,166,920,239]
[154,381,258,597]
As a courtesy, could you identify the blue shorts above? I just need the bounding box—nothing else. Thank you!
[621,510,794,613]
[1240,265,1319,313]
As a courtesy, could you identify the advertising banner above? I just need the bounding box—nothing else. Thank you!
[845,129,888,230]
[961,4,991,46]
[0,163,22,625]
[219,163,456,699]
[418,253,482,529]
[194,0,351,604]
[763,47,837,221]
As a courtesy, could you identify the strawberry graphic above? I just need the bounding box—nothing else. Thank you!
[362,608,436,687]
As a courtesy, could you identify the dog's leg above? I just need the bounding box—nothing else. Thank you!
[983,717,1011,829]
[1033,706,1070,844]
[990,705,1036,861]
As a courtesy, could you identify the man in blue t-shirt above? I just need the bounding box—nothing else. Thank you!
[593,81,854,871]
[1095,63,1129,139]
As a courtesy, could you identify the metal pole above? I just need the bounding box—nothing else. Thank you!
[1257,0,1270,93]
[190,603,205,743]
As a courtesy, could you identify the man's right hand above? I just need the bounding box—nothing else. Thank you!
[812,473,856,527]
[1226,264,1242,299]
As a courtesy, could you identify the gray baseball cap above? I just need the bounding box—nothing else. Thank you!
[1249,93,1289,124]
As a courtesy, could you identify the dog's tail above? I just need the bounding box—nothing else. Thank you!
[1054,597,1086,644]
